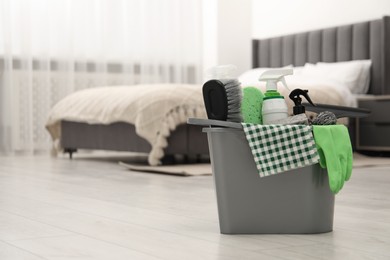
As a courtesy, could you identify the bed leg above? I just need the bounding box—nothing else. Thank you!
[183,155,189,163]
[161,154,176,165]
[64,148,77,159]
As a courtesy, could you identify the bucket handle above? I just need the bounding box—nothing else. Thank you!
[187,118,242,129]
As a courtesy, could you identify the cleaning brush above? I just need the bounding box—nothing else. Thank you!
[202,79,242,123]
[312,111,337,125]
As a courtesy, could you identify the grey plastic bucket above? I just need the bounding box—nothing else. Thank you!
[203,127,335,234]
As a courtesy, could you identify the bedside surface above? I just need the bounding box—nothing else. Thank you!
[356,96,390,151]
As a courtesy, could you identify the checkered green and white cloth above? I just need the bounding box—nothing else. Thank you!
[241,123,320,177]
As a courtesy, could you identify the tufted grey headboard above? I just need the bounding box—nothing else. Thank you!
[252,16,390,95]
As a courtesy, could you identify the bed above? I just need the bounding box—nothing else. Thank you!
[46,84,209,165]
[46,16,390,165]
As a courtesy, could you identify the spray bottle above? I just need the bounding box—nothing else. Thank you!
[259,69,293,124]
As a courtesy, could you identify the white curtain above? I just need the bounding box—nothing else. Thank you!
[0,0,203,154]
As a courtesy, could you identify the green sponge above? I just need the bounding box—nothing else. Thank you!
[241,87,264,124]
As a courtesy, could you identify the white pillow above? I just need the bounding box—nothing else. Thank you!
[238,67,274,87]
[302,60,372,94]
[239,65,305,87]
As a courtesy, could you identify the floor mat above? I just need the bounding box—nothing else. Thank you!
[119,161,212,176]
[119,153,390,176]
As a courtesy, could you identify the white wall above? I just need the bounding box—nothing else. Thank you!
[217,0,252,76]
[252,0,390,39]
[202,0,390,76]
[202,0,252,77]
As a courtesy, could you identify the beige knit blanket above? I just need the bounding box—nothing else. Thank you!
[45,84,207,165]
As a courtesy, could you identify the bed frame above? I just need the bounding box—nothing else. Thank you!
[61,16,390,159]
[61,121,209,162]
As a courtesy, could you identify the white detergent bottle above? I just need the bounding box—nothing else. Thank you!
[259,69,293,124]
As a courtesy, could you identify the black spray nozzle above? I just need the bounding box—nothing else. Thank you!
[289,88,315,115]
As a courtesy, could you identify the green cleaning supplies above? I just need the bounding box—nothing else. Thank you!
[241,87,264,124]
[259,69,293,124]
[242,124,320,177]
[312,125,353,194]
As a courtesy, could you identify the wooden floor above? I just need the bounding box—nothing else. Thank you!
[0,153,389,260]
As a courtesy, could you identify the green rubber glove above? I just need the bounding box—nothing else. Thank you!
[312,125,353,194]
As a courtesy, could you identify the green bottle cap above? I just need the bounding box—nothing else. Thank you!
[263,90,284,100]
